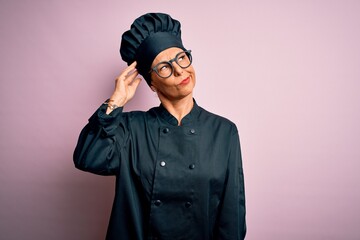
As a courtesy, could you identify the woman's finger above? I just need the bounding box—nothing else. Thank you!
[122,61,137,77]
[124,69,139,84]
[116,61,138,82]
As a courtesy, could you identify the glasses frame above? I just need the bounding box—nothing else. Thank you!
[149,50,192,79]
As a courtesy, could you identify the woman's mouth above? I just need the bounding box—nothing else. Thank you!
[179,77,190,85]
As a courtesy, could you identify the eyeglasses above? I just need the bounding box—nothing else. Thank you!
[149,50,192,78]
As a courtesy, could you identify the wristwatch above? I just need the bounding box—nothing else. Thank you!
[104,99,119,110]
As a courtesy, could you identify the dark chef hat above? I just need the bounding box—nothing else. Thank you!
[120,13,186,86]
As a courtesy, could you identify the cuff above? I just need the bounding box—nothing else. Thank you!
[88,103,124,136]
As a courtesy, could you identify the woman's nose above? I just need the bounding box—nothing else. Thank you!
[172,62,183,76]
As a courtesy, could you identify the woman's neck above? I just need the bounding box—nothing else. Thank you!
[160,94,194,126]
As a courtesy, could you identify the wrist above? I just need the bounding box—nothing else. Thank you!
[104,99,119,110]
[108,93,127,107]
[104,99,123,115]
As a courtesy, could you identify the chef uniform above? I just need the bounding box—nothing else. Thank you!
[74,13,246,240]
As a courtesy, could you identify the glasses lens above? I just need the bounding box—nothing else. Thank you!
[176,51,192,68]
[152,50,193,78]
[155,62,173,78]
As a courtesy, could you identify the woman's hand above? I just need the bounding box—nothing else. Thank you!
[106,61,142,114]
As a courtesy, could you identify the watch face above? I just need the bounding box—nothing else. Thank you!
[109,104,118,110]
[104,99,118,110]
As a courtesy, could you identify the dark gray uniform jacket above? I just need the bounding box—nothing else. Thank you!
[74,100,246,240]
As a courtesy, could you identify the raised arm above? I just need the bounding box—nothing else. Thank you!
[73,62,142,175]
[106,61,142,114]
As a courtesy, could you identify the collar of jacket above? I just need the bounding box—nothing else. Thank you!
[157,98,201,126]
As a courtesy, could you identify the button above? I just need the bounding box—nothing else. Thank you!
[154,200,162,206]
[163,128,170,133]
[190,129,196,134]
[160,161,166,167]
[185,202,192,208]
[189,164,195,169]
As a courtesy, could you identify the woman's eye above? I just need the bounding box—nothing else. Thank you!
[178,54,185,61]
[159,65,168,72]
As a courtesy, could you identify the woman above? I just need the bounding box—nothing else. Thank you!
[74,13,246,240]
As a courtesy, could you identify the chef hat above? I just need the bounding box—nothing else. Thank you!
[120,13,186,85]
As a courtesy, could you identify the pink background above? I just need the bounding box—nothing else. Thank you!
[1,0,360,239]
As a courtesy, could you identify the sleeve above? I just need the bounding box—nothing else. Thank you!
[73,104,129,176]
[215,125,247,239]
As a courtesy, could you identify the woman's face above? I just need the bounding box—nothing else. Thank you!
[149,47,196,102]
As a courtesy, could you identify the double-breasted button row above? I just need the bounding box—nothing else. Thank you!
[153,200,192,208]
[162,128,196,134]
[159,161,195,169]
